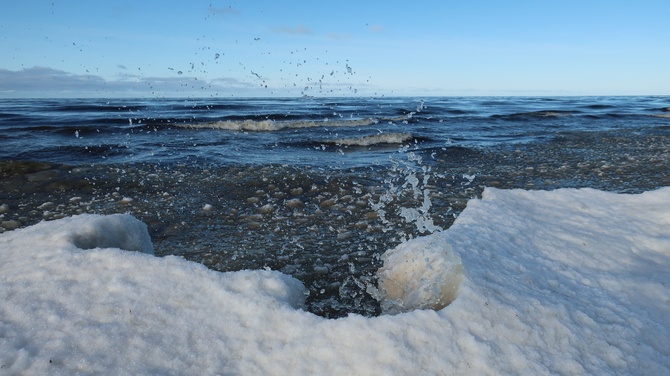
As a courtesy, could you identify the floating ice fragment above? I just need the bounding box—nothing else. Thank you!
[119,197,134,204]
[462,174,476,184]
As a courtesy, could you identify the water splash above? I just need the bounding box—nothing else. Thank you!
[369,145,444,238]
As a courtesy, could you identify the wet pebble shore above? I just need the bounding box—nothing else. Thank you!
[0,156,482,317]
[1,128,669,317]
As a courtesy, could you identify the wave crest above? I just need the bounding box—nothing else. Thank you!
[177,117,389,132]
[331,133,414,146]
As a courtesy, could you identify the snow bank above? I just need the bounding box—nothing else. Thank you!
[0,213,153,255]
[1,188,669,375]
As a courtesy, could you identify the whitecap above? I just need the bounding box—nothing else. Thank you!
[332,132,413,146]
[178,117,383,132]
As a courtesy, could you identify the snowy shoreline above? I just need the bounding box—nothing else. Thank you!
[2,187,669,374]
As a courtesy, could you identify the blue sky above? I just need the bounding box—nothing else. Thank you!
[1,0,668,97]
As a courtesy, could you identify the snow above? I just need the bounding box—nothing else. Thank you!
[1,188,670,375]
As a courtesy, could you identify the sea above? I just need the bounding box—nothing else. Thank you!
[1,96,669,317]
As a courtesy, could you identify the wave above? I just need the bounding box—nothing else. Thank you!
[2,121,142,135]
[14,144,131,162]
[0,112,27,120]
[443,108,475,115]
[181,103,257,111]
[581,104,616,110]
[176,116,409,132]
[50,104,148,113]
[330,133,414,146]
[491,110,576,119]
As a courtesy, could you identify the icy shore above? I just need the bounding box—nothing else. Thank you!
[1,187,669,375]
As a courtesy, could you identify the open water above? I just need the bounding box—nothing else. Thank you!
[1,96,669,317]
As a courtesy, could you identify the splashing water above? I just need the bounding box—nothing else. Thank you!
[347,146,454,314]
[369,146,444,239]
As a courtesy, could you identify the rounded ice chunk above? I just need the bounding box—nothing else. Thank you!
[374,234,463,314]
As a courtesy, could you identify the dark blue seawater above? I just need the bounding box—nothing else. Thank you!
[1,96,668,167]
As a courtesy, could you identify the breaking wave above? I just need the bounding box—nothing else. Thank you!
[176,116,411,132]
[330,133,414,146]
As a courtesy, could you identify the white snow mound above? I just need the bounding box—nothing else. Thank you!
[1,188,669,375]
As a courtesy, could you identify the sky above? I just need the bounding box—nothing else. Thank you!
[0,0,669,98]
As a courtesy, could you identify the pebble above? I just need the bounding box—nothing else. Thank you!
[258,204,275,214]
[1,220,21,230]
[285,198,303,208]
[25,169,59,182]
[319,198,337,209]
[336,231,354,240]
[247,222,262,230]
[37,202,55,210]
[363,212,379,220]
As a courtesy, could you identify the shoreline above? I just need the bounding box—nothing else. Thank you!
[2,126,668,317]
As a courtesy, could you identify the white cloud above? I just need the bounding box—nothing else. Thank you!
[208,5,237,16]
[0,67,258,97]
[368,24,385,33]
[327,33,352,41]
[274,25,313,36]
[0,67,107,91]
